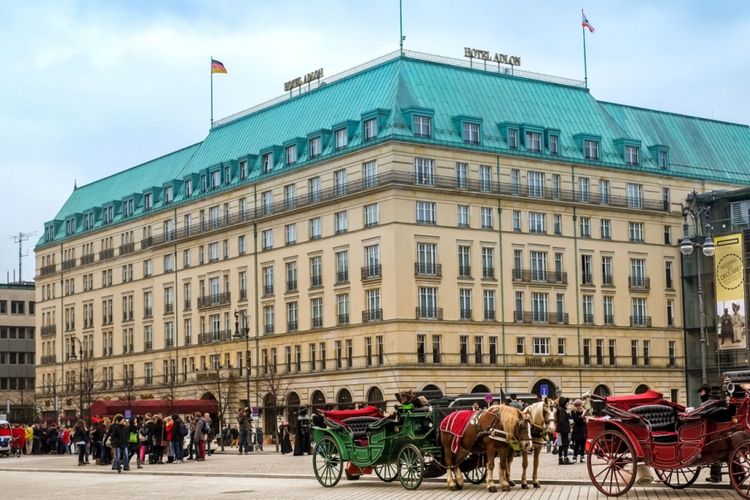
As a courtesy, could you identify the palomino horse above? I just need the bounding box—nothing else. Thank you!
[439,404,532,492]
[518,397,556,488]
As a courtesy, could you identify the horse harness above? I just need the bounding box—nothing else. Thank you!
[448,408,529,470]
[523,406,554,445]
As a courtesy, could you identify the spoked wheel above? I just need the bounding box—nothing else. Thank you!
[463,455,487,484]
[587,430,637,497]
[398,443,424,490]
[374,462,399,482]
[654,466,701,489]
[313,437,343,488]
[730,440,750,499]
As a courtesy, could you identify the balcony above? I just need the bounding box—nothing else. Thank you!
[40,355,57,365]
[512,269,568,285]
[286,281,298,293]
[416,307,443,320]
[184,299,191,311]
[602,276,614,287]
[361,265,382,280]
[458,265,471,279]
[41,324,57,337]
[141,237,153,250]
[630,316,652,327]
[198,330,232,344]
[197,292,231,309]
[582,314,594,325]
[581,273,594,286]
[239,289,247,301]
[99,248,115,261]
[482,267,495,280]
[362,309,383,322]
[264,324,274,335]
[61,258,77,271]
[628,276,651,291]
[119,242,135,255]
[337,314,349,326]
[460,309,472,320]
[143,307,153,319]
[414,263,442,277]
[335,271,349,284]
[122,312,134,322]
[513,311,569,325]
[484,310,496,321]
[311,317,323,329]
[80,254,95,265]
[604,314,615,325]
[310,276,323,289]
[263,285,274,296]
[164,303,174,315]
[39,264,57,276]
[287,321,298,332]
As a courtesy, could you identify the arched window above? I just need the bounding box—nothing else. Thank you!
[471,384,491,394]
[421,384,443,400]
[336,388,353,410]
[311,390,326,410]
[263,393,277,439]
[366,386,385,411]
[635,384,650,394]
[286,392,301,432]
[531,379,558,399]
[593,384,611,398]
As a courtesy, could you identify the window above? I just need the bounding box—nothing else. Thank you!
[261,191,273,215]
[602,256,613,286]
[510,169,520,195]
[664,225,672,245]
[457,205,470,227]
[417,286,438,318]
[599,179,610,204]
[309,217,321,240]
[479,165,492,191]
[208,242,220,261]
[337,294,349,325]
[311,298,323,328]
[334,128,347,149]
[630,258,646,288]
[583,139,599,160]
[514,291,523,321]
[285,223,297,245]
[463,122,480,144]
[482,247,495,279]
[286,262,298,292]
[627,183,643,208]
[530,251,547,281]
[103,206,114,224]
[583,338,591,365]
[625,145,639,165]
[600,219,611,239]
[631,297,648,326]
[512,210,521,231]
[415,157,434,185]
[481,207,493,229]
[262,266,274,296]
[143,193,153,211]
[164,254,174,272]
[416,242,437,275]
[628,222,644,242]
[183,179,192,197]
[643,339,651,366]
[531,292,548,322]
[286,302,298,332]
[283,184,296,209]
[582,295,594,324]
[578,177,590,202]
[507,128,518,149]
[528,171,545,197]
[460,335,469,364]
[310,256,322,288]
[581,254,592,284]
[549,134,559,155]
[211,170,221,188]
[458,245,471,277]
[526,131,542,152]
[334,169,347,196]
[417,335,426,363]
[603,296,614,325]
[143,259,152,277]
[533,337,550,355]
[263,305,274,334]
[308,176,321,202]
[308,136,321,159]
[474,336,483,364]
[557,337,566,355]
[631,340,639,365]
[489,336,498,363]
[261,229,273,250]
[529,212,546,234]
[596,339,604,365]
[455,162,468,189]
[665,260,674,289]
[122,199,135,217]
[238,235,247,255]
[579,217,591,237]
[413,115,431,138]
[364,203,379,227]
[459,289,472,320]
[516,336,525,355]
[238,159,248,180]
[667,299,675,327]
[335,250,349,283]
[668,340,676,366]
[362,160,378,187]
[366,289,381,320]
[334,211,348,233]
[416,201,436,224]
[262,152,272,173]
[553,214,562,235]
[556,293,565,323]
[364,118,377,141]
[658,150,669,169]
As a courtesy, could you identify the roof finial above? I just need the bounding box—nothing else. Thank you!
[73,178,78,190]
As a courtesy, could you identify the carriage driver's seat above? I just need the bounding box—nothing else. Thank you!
[628,404,678,442]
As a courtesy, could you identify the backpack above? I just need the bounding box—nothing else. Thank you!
[128,431,138,444]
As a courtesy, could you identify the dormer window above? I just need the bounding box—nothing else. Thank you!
[210,170,221,188]
[285,144,297,165]
[45,225,55,242]
[262,152,272,173]
[239,160,248,179]
[526,131,541,152]
[201,174,208,191]
[123,198,135,217]
[309,137,321,159]
[103,206,114,224]
[463,122,480,144]
[414,115,432,138]
[184,179,193,197]
[508,128,518,149]
[223,165,231,183]
[335,128,347,150]
[584,139,599,160]
[65,218,76,236]
[164,185,173,204]
[549,135,559,155]
[83,212,95,231]
[364,118,377,142]
[658,150,668,169]
[143,193,153,211]
[625,145,639,165]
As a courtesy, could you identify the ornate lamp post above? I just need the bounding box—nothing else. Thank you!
[233,310,253,451]
[680,193,714,386]
[67,336,85,422]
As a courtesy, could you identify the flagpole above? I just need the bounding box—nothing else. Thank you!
[210,56,214,128]
[399,0,404,55]
[581,10,589,89]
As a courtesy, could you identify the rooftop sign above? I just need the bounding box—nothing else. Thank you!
[284,68,324,92]
[464,47,521,67]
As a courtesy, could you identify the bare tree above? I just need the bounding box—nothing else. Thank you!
[197,365,236,451]
[252,365,292,452]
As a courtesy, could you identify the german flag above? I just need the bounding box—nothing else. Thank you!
[211,59,227,74]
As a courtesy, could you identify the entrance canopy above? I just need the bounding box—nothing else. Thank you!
[90,399,218,417]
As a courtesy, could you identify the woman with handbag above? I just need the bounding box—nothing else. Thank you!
[73,420,87,466]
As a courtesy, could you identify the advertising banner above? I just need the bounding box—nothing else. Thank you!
[714,233,747,350]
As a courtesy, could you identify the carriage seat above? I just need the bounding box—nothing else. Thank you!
[341,416,381,444]
[629,405,678,441]
[679,399,735,423]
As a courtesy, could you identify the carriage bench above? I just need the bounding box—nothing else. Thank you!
[628,404,678,441]
[341,416,382,444]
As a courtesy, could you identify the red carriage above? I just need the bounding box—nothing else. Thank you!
[586,371,750,498]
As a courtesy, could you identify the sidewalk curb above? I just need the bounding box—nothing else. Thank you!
[0,467,732,489]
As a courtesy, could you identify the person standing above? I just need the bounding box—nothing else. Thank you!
[193,412,207,461]
[73,420,88,466]
[255,427,264,451]
[151,415,164,464]
[509,394,523,411]
[556,397,572,465]
[24,424,33,455]
[126,417,142,469]
[171,414,186,463]
[570,399,587,463]
[279,421,292,455]
[109,414,129,473]
[238,409,251,454]
[203,413,213,456]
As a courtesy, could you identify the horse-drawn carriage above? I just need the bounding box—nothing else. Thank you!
[586,370,750,498]
[312,392,549,491]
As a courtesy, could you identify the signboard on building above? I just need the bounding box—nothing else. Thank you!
[715,233,747,350]
[284,68,324,92]
[463,47,521,67]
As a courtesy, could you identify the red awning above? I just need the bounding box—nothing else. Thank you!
[90,399,218,418]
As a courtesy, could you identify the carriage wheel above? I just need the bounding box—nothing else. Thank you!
[463,455,487,484]
[398,443,424,490]
[313,437,343,488]
[374,462,399,482]
[729,440,750,499]
[654,466,701,489]
[587,430,637,497]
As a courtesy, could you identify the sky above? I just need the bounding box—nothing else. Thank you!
[1,0,749,282]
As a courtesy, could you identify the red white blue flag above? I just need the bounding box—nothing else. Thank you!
[582,10,595,33]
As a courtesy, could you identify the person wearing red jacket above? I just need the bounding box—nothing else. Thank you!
[165,417,174,463]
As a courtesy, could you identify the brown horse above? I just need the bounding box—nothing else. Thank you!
[517,397,556,488]
[440,404,532,492]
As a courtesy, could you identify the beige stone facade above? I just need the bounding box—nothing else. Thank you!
[35,140,731,425]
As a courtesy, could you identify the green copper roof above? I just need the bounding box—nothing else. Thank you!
[39,50,750,248]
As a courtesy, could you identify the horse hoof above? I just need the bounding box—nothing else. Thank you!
[508,480,515,487]
[521,483,528,489]
[533,483,540,489]
[449,484,457,491]
[455,483,463,491]
[488,486,497,493]
[501,485,510,492]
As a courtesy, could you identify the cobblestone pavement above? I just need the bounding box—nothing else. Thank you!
[0,471,739,500]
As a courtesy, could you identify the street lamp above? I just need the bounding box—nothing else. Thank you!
[233,310,253,451]
[67,336,85,423]
[680,193,714,387]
